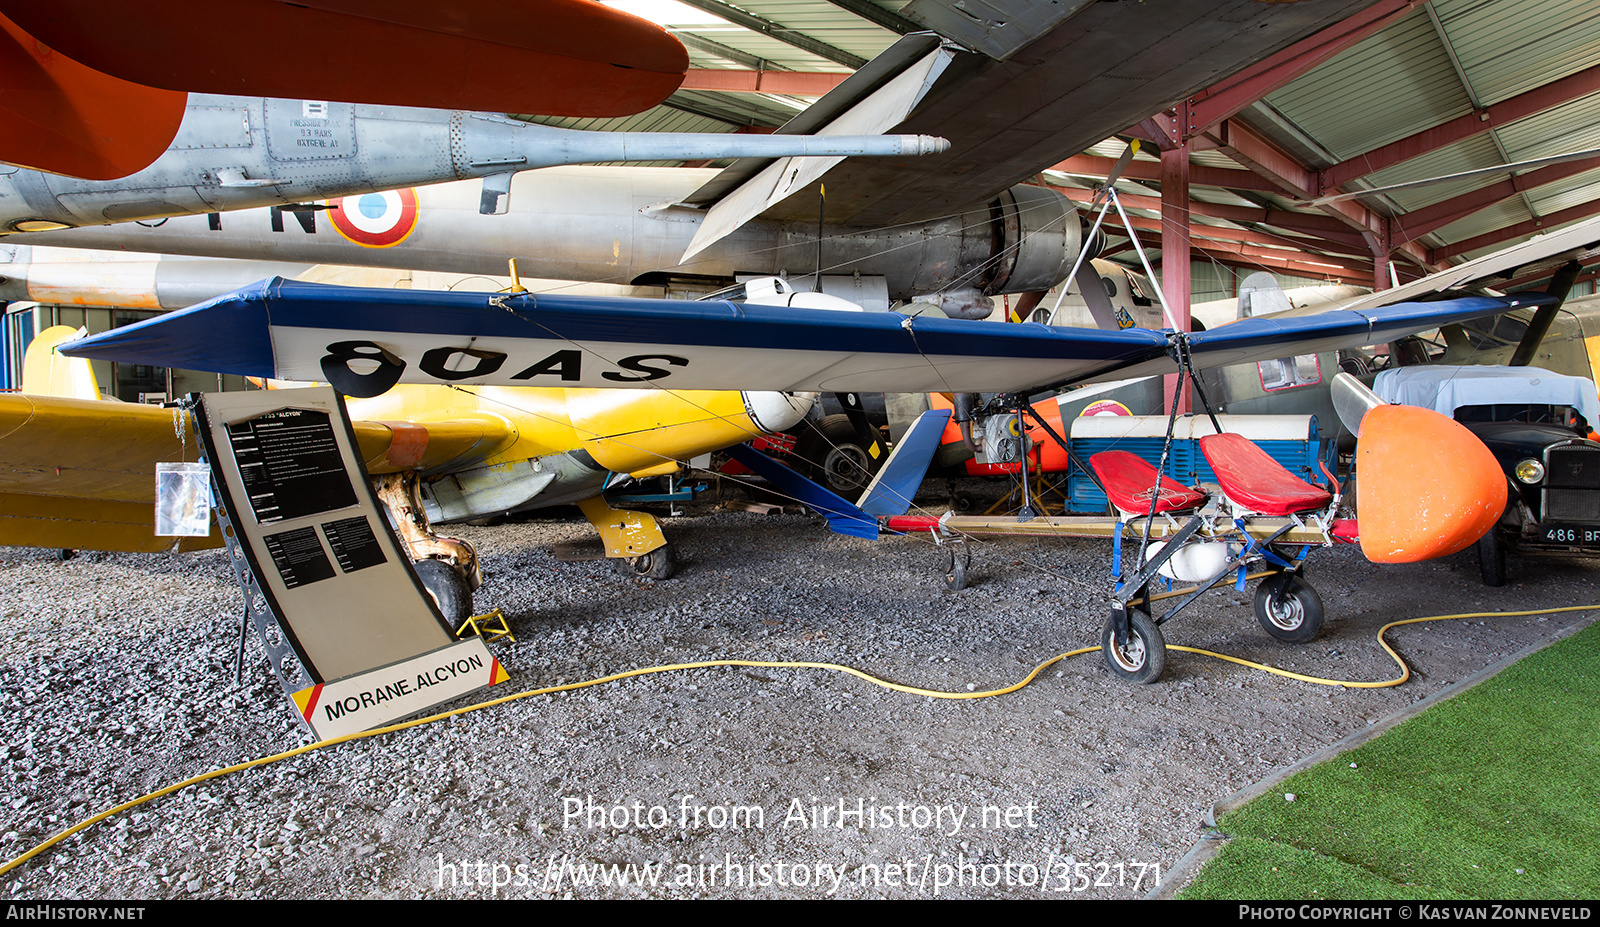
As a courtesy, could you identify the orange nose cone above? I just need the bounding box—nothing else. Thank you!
[1356,404,1506,563]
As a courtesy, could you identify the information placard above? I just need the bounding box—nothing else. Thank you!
[194,387,507,738]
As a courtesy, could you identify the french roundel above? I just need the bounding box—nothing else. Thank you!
[328,188,419,248]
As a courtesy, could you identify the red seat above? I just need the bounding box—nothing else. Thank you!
[1089,450,1207,514]
[1198,433,1331,516]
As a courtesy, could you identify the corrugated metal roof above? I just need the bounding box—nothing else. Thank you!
[1495,92,1600,155]
[483,2,1600,282]
[1263,7,1470,160]
[1430,197,1530,244]
[1433,0,1600,104]
[1530,168,1600,213]
[1360,134,1505,213]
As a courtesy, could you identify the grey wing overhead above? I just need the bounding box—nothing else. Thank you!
[681,0,1385,258]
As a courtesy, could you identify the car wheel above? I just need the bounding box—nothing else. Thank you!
[1477,528,1507,587]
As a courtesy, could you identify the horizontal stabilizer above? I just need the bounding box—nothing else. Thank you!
[724,443,877,539]
[857,409,950,518]
[60,278,1556,398]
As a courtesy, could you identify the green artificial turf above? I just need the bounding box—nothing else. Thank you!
[1179,620,1600,900]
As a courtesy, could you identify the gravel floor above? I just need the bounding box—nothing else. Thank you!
[3,496,1597,899]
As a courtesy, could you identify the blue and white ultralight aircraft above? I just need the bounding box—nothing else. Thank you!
[60,244,1575,681]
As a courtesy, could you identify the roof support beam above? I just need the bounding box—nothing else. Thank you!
[673,1,869,69]
[1319,63,1600,191]
[1050,155,1283,194]
[819,0,921,35]
[1113,232,1374,285]
[680,69,849,95]
[1202,119,1439,271]
[1393,156,1600,244]
[1161,136,1192,413]
[1184,0,1421,136]
[1113,212,1371,260]
[1051,184,1370,247]
[1430,199,1600,262]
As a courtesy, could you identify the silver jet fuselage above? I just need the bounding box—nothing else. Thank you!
[0,94,945,231]
[26,167,1082,302]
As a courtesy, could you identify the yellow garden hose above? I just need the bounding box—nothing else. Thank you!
[2,601,1595,879]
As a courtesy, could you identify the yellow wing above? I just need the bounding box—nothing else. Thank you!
[0,393,517,553]
[0,393,220,552]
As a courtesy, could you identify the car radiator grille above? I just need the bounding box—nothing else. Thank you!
[1543,444,1600,522]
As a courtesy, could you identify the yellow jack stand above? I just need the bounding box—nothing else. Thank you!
[455,607,515,643]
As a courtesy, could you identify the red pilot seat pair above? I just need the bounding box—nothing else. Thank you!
[1090,433,1332,518]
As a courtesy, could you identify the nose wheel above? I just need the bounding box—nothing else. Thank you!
[1253,573,1323,643]
[1101,610,1165,684]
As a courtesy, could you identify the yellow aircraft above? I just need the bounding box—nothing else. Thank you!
[0,324,813,620]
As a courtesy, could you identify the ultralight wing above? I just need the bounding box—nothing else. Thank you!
[59,278,1556,398]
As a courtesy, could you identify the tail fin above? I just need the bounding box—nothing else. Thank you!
[22,325,105,400]
[857,409,949,518]
[724,442,878,538]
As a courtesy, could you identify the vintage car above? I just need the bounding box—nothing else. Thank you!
[1373,365,1600,586]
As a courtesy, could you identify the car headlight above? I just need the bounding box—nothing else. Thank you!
[1515,458,1545,484]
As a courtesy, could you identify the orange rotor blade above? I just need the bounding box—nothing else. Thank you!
[1,0,688,118]
[0,13,186,180]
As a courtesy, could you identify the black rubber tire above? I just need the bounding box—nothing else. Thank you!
[1477,528,1507,588]
[944,545,970,591]
[1101,611,1166,684]
[795,414,875,500]
[622,542,676,581]
[414,558,472,630]
[1253,574,1324,644]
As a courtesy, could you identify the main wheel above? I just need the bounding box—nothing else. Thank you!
[621,542,676,581]
[943,544,970,591]
[1253,574,1324,643]
[795,414,876,500]
[415,558,472,630]
[1477,528,1507,587]
[1101,611,1166,684]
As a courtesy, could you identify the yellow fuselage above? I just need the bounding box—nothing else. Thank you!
[346,384,778,479]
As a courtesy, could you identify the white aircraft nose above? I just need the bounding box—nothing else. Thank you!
[742,391,816,434]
